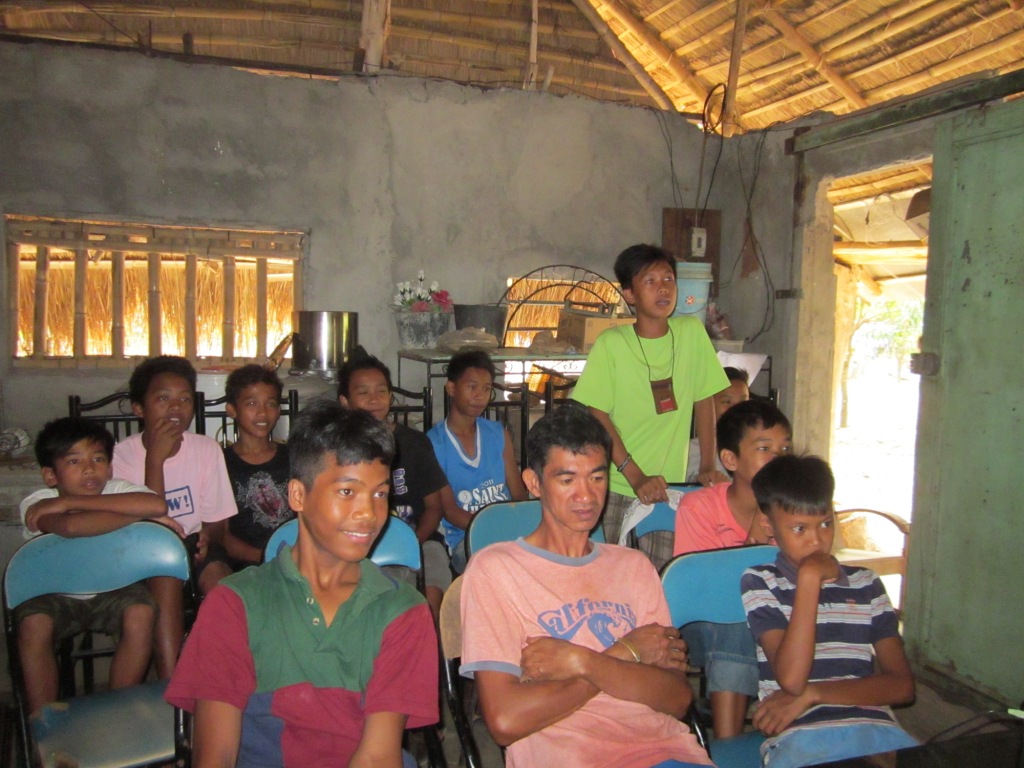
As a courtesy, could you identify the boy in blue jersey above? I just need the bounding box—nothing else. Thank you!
[427,349,527,572]
[741,455,916,768]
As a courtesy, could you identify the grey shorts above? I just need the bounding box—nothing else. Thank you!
[15,583,157,645]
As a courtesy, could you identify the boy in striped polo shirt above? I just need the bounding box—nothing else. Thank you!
[167,401,438,767]
[741,455,917,768]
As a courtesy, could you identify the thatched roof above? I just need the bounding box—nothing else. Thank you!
[2,0,1022,204]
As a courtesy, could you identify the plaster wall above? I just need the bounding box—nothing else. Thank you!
[0,41,789,438]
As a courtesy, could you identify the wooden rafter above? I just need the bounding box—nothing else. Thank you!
[569,0,673,109]
[583,0,712,112]
[762,8,868,110]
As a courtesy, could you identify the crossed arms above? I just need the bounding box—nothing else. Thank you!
[25,492,166,537]
[476,623,692,746]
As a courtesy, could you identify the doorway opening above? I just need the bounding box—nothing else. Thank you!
[828,164,930,605]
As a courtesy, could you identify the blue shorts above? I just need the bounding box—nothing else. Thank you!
[681,621,759,696]
[761,722,918,768]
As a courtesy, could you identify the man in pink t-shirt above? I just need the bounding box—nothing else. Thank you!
[461,407,711,768]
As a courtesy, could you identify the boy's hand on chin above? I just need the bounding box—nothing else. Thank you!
[148,418,184,462]
[798,551,841,584]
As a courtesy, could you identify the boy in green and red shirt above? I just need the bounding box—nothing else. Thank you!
[166,400,438,766]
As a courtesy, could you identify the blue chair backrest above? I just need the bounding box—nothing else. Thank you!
[263,517,422,570]
[632,485,701,539]
[466,499,605,557]
[660,544,778,628]
[4,522,191,610]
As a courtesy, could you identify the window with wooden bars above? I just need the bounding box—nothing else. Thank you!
[6,215,303,363]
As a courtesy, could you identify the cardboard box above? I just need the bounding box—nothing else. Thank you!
[557,308,635,352]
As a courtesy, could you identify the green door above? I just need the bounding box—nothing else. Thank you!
[904,99,1024,704]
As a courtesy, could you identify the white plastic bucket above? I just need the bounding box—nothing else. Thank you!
[673,262,713,324]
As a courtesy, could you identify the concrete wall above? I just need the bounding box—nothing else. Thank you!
[0,42,796,436]
[0,40,793,437]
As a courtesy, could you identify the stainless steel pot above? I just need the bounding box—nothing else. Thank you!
[291,311,358,371]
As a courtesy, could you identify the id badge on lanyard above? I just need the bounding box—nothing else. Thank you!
[650,377,678,415]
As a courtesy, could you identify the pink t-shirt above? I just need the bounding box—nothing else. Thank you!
[461,540,711,768]
[113,431,236,537]
[673,482,749,556]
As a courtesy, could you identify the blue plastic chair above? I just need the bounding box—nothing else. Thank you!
[465,498,605,558]
[660,544,778,768]
[264,516,422,570]
[629,484,700,541]
[2,521,193,768]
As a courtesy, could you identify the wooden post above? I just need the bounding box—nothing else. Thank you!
[256,258,268,361]
[112,251,125,359]
[148,252,161,357]
[33,246,48,359]
[223,257,236,360]
[721,0,749,136]
[7,241,20,358]
[74,246,87,356]
[359,0,391,73]
[524,0,539,89]
[185,253,197,360]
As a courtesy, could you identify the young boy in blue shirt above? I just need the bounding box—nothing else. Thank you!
[166,400,438,766]
[741,455,916,768]
[17,417,165,714]
[427,348,527,572]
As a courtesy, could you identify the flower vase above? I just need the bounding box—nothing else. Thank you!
[393,309,452,349]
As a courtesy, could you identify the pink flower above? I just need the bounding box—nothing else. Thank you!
[432,290,454,312]
[411,300,431,313]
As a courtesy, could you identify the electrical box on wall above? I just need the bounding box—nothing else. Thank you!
[661,208,721,289]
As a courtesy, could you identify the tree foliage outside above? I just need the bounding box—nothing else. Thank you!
[854,299,924,379]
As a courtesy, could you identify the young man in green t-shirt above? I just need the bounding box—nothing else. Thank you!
[572,244,729,569]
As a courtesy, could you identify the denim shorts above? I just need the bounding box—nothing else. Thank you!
[681,621,759,696]
[761,722,918,768]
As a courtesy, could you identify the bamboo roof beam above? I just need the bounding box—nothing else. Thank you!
[584,0,710,110]
[568,0,673,109]
[864,27,1024,102]
[828,171,931,203]
[671,17,734,57]
[655,0,728,41]
[7,25,628,79]
[695,0,990,95]
[0,2,600,41]
[761,8,868,110]
[823,0,968,63]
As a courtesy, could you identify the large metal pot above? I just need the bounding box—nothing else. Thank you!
[291,311,358,371]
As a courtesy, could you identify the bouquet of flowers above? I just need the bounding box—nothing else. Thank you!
[393,270,454,313]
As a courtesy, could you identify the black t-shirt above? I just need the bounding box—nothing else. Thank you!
[391,423,447,532]
[223,442,294,551]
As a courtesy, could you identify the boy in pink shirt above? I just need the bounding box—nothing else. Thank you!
[672,399,792,739]
[462,406,710,768]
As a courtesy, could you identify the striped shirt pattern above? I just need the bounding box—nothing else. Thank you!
[740,556,900,731]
